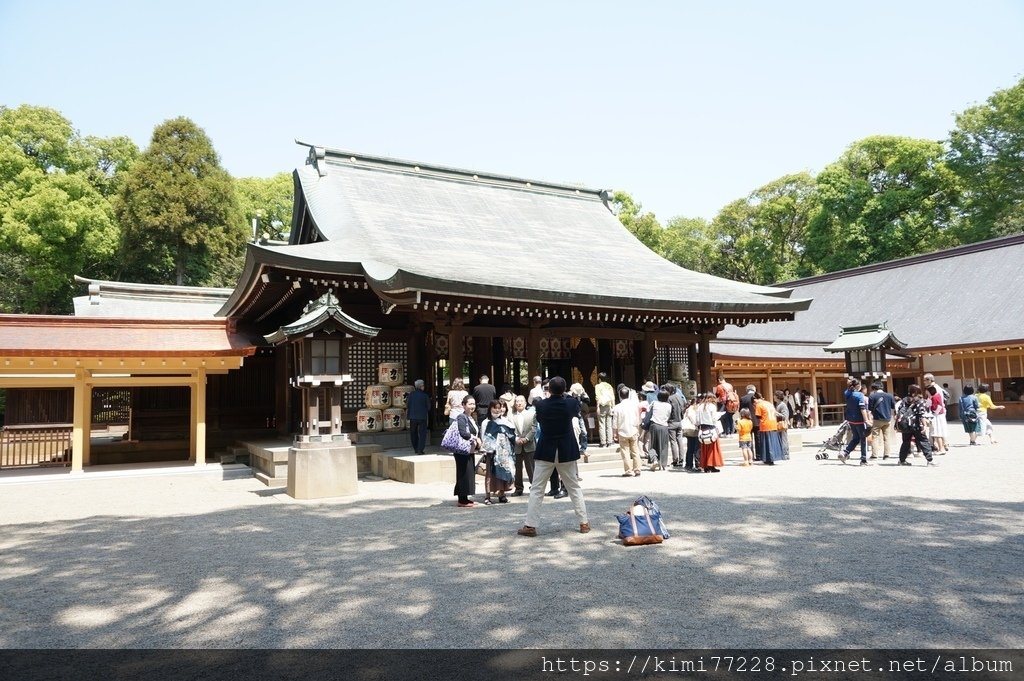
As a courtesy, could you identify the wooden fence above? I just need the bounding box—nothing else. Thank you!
[0,424,73,468]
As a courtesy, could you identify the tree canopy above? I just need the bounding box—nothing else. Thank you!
[0,105,134,313]
[803,136,958,274]
[115,117,245,286]
[948,77,1024,241]
[3,76,1024,312]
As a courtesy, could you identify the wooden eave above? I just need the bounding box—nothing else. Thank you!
[0,315,256,358]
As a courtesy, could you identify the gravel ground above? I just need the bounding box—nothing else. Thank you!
[1,424,1021,649]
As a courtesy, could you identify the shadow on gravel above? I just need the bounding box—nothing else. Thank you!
[1,489,1021,648]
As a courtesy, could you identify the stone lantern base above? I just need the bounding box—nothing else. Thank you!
[286,437,358,499]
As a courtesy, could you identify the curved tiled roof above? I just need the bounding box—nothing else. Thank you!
[716,233,1024,355]
[220,147,811,319]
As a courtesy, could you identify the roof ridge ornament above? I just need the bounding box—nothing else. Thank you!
[304,144,327,177]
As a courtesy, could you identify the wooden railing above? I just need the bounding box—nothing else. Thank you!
[0,424,73,468]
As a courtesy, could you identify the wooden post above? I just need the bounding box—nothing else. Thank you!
[190,370,207,466]
[766,368,774,398]
[308,388,321,437]
[330,386,342,435]
[641,331,656,383]
[698,332,712,393]
[527,326,541,380]
[71,370,87,473]
[448,322,464,386]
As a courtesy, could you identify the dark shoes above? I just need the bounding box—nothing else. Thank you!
[512,490,524,497]
[498,496,509,503]
[898,460,912,466]
[517,526,537,537]
[553,489,568,499]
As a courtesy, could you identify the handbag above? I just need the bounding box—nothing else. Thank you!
[443,402,451,417]
[616,495,670,546]
[475,454,487,476]
[440,421,472,454]
[681,410,698,438]
[697,423,718,444]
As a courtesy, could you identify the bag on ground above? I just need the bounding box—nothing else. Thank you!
[616,495,670,546]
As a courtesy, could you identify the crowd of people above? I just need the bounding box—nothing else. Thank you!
[399,370,1008,534]
[835,372,1004,466]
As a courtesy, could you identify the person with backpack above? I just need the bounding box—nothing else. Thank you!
[896,384,937,466]
[959,386,981,446]
[716,377,737,435]
[867,381,896,460]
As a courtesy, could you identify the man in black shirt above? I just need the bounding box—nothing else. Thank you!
[472,374,497,424]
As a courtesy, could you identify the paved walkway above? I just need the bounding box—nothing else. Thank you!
[1,424,1021,648]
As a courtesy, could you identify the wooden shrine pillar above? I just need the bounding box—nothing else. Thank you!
[697,332,712,393]
[408,323,427,387]
[448,322,464,385]
[527,325,541,381]
[640,331,656,383]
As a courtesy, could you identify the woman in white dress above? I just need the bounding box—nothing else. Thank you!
[446,378,469,424]
[926,384,949,454]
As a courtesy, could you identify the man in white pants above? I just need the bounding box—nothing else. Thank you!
[518,376,589,537]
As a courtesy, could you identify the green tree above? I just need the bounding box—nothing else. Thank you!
[0,105,130,313]
[612,190,664,254]
[236,172,294,242]
[115,117,244,286]
[947,77,1024,240]
[661,215,721,274]
[803,136,958,275]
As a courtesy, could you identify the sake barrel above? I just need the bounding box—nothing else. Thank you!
[383,407,407,431]
[356,408,383,432]
[391,385,415,408]
[364,384,392,408]
[378,362,404,386]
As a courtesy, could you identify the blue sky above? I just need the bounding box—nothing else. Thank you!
[2,1,1022,221]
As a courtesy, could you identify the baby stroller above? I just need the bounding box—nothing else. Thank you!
[815,420,851,460]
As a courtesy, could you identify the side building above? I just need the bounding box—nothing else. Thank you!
[711,233,1024,423]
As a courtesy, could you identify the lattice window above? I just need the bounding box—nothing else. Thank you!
[656,346,690,384]
[345,340,409,410]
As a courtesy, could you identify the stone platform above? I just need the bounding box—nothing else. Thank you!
[241,429,804,486]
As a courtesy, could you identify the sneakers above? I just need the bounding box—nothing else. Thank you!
[517,526,537,537]
[579,523,591,534]
[927,460,939,467]
[482,498,494,505]
[838,453,849,464]
[898,460,912,466]
[497,496,509,503]
[860,460,871,466]
[633,471,641,477]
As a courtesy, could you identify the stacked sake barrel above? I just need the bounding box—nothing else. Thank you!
[357,362,410,432]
